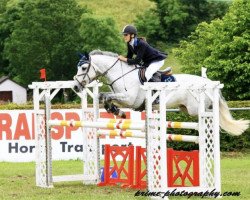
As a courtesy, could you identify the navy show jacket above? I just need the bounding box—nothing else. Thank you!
[126,38,167,67]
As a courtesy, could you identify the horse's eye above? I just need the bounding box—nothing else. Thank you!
[82,66,87,71]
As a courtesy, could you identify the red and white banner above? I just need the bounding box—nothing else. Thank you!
[0,109,145,162]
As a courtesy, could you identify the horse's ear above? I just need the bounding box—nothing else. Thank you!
[77,52,84,59]
[84,52,89,60]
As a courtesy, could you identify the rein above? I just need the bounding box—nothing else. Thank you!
[108,66,139,92]
[97,59,119,78]
[97,59,142,92]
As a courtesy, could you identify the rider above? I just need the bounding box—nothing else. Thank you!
[118,25,167,82]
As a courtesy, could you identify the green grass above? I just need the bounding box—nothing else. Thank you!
[1,153,250,200]
[77,0,155,30]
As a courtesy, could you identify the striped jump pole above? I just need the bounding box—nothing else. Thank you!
[98,119,198,130]
[97,130,145,138]
[49,119,198,131]
[167,121,198,130]
[48,119,144,131]
[97,129,199,143]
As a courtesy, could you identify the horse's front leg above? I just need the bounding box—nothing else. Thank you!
[99,92,129,118]
[99,92,129,102]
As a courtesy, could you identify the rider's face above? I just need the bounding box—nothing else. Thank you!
[123,34,133,42]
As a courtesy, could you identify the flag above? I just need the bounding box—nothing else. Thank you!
[40,68,46,80]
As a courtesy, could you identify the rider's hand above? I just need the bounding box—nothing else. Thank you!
[118,55,127,62]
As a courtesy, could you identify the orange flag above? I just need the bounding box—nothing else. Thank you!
[40,68,46,81]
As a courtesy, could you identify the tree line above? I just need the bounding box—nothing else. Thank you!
[0,0,123,87]
[0,0,249,100]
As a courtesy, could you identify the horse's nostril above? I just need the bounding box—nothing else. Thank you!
[73,85,79,91]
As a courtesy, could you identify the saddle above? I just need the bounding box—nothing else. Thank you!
[138,66,176,84]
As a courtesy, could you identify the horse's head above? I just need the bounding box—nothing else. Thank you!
[73,53,99,91]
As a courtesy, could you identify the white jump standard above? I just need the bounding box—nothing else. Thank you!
[29,80,101,188]
[143,82,222,197]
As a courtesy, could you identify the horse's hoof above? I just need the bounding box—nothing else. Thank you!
[119,111,126,119]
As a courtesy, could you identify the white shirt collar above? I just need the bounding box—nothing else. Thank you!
[129,38,135,48]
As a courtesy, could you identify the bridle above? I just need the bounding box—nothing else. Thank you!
[74,55,140,91]
[74,56,99,88]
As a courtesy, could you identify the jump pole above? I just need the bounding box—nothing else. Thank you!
[48,119,198,130]
[97,129,199,143]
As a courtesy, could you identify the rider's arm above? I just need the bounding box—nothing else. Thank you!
[126,44,133,59]
[127,44,146,66]
[118,44,133,62]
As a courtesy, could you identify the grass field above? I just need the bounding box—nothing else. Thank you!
[77,0,154,30]
[1,153,250,200]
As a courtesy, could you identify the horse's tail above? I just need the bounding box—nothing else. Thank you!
[219,94,249,136]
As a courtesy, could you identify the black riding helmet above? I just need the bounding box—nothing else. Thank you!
[122,25,137,35]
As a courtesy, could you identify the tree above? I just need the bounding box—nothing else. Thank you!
[79,14,124,54]
[133,9,163,46]
[135,0,229,44]
[0,0,22,76]
[3,0,86,86]
[0,0,8,14]
[174,0,250,100]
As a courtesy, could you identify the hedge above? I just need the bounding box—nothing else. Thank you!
[166,108,250,152]
[0,101,249,151]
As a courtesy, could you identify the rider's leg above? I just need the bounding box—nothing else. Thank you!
[145,60,165,104]
[145,60,165,81]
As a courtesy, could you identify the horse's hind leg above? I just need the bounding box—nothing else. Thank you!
[186,105,198,116]
[179,104,188,113]
[179,104,198,116]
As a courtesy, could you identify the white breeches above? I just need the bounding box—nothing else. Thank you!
[145,60,165,81]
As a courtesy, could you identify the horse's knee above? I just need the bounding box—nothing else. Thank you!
[99,92,112,101]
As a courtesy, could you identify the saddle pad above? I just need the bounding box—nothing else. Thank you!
[161,74,176,82]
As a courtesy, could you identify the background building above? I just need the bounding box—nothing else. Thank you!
[0,76,27,104]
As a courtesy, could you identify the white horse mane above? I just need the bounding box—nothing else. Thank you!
[90,50,118,57]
